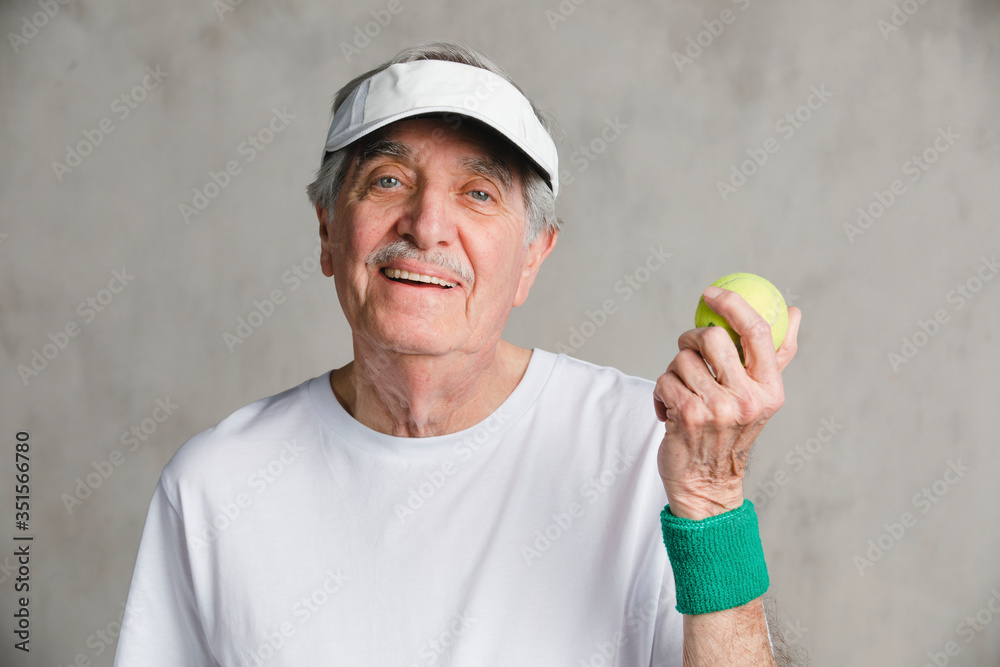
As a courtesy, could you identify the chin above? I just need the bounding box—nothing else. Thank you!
[364,317,462,357]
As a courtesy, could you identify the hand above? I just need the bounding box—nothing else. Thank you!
[653,286,801,520]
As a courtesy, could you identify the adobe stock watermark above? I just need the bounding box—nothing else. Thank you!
[61,397,180,514]
[545,0,588,31]
[223,244,323,352]
[223,289,287,353]
[843,126,959,244]
[191,440,306,550]
[56,597,146,667]
[17,267,135,386]
[239,575,350,666]
[853,459,969,575]
[781,285,801,307]
[748,415,844,510]
[405,612,476,667]
[576,595,661,666]
[7,0,72,54]
[51,65,169,182]
[877,0,935,40]
[716,84,834,202]
[212,0,243,20]
[672,0,752,72]
[921,587,1000,667]
[0,556,15,585]
[240,567,349,666]
[394,408,511,523]
[340,0,417,62]
[521,447,639,566]
[776,616,810,650]
[179,106,296,224]
[558,116,629,189]
[887,254,998,373]
[761,597,811,663]
[554,245,671,355]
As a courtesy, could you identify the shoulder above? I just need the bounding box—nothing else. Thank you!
[533,349,660,433]
[533,350,670,517]
[545,350,656,400]
[159,373,325,496]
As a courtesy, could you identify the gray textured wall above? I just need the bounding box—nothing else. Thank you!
[2,0,999,665]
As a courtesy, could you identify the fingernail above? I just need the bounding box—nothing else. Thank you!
[704,286,723,298]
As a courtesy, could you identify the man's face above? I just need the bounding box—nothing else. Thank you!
[318,117,557,358]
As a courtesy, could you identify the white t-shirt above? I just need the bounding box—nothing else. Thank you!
[114,350,684,666]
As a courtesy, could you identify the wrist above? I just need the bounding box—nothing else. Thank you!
[661,481,744,520]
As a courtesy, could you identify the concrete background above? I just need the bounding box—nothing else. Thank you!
[1,0,999,664]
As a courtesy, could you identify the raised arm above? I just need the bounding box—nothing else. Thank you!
[652,286,802,666]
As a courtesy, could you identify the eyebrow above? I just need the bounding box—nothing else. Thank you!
[459,155,514,191]
[353,138,414,172]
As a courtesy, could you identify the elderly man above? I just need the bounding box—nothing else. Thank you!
[115,42,801,666]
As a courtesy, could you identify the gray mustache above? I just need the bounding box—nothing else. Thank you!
[366,240,475,287]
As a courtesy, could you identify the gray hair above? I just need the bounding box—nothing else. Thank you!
[306,41,560,245]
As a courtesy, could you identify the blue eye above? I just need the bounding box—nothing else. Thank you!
[377,176,400,188]
[469,190,491,202]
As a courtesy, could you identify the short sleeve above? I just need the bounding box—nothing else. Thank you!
[648,556,684,666]
[114,481,218,667]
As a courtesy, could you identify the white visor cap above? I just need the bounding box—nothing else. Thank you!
[323,60,559,197]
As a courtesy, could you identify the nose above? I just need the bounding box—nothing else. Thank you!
[394,179,457,250]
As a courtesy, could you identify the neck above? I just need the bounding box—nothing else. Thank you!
[331,339,531,437]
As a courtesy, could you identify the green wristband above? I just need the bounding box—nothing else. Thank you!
[660,499,769,615]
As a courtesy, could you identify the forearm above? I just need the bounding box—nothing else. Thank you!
[682,596,775,667]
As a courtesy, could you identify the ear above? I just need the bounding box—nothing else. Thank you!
[317,203,335,277]
[513,227,558,307]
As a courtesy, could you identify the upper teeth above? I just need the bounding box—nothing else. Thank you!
[384,268,457,288]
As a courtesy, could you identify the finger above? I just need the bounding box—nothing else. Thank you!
[776,306,801,371]
[701,286,779,383]
[654,365,716,429]
[653,369,688,424]
[653,382,668,422]
[668,347,727,401]
[676,326,771,428]
[677,325,747,390]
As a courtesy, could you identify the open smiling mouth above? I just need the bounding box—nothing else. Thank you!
[381,268,457,289]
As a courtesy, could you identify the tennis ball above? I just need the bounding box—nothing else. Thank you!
[694,273,788,360]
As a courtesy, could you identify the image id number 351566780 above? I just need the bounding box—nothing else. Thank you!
[13,431,33,653]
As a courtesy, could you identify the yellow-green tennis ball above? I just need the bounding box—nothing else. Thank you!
[694,273,788,358]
